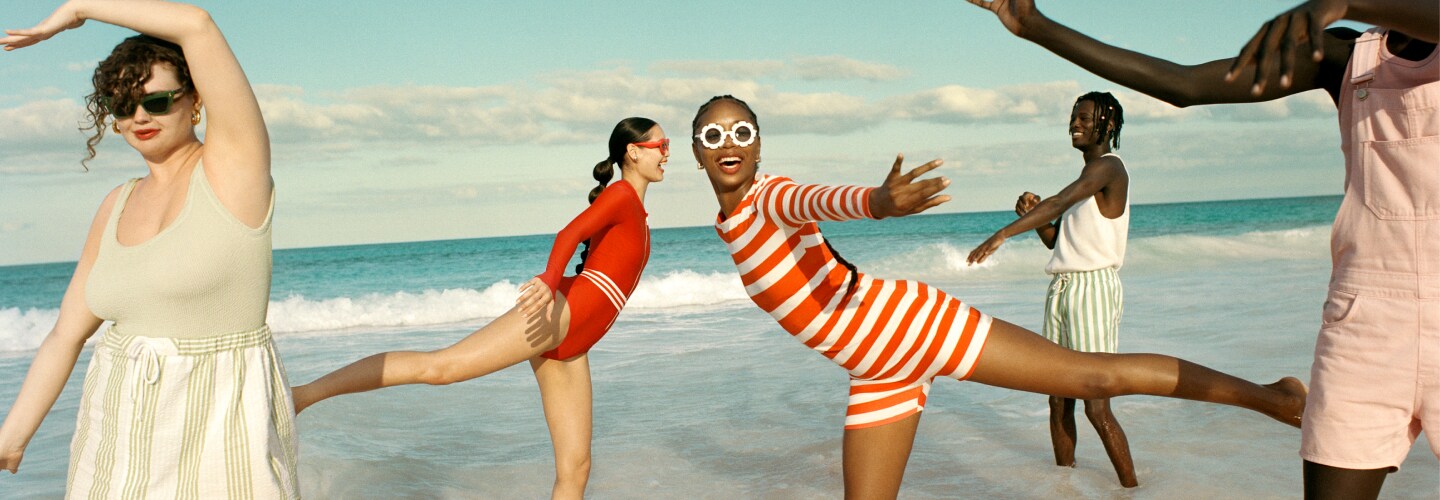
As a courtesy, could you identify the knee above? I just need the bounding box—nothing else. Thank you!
[1082,400,1114,422]
[556,451,592,484]
[1048,396,1069,413]
[416,355,463,386]
[1077,364,1123,399]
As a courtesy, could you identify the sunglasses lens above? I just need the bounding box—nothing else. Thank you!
[733,125,753,143]
[660,139,670,155]
[101,96,136,117]
[703,128,723,145]
[140,94,172,115]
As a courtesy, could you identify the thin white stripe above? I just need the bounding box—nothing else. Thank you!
[580,269,625,310]
[950,314,992,377]
[832,280,893,368]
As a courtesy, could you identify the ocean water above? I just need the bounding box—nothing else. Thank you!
[2,194,1437,498]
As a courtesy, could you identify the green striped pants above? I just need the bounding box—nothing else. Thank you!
[1043,268,1123,354]
[67,325,299,499]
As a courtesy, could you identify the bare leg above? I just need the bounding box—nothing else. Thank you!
[1048,396,1078,468]
[1303,461,1388,500]
[843,412,921,500]
[1083,398,1137,488]
[293,293,571,413]
[530,354,593,500]
[968,319,1306,427]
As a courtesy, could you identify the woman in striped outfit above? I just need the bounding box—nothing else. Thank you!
[692,95,1308,498]
[0,1,296,497]
[291,117,667,499]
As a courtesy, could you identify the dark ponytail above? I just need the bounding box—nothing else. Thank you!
[825,239,860,297]
[576,117,657,274]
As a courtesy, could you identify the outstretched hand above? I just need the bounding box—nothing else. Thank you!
[1225,0,1347,94]
[965,0,1041,37]
[1,6,84,52]
[967,233,1007,265]
[870,154,951,219]
[516,277,555,318]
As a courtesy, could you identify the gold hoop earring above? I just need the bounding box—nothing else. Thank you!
[192,109,202,125]
[111,121,120,134]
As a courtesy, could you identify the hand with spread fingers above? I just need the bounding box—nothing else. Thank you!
[1225,0,1348,94]
[517,277,555,318]
[869,154,951,219]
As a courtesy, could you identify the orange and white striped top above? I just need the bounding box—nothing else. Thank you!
[715,175,992,428]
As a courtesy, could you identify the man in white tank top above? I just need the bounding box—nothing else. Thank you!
[967,92,1135,487]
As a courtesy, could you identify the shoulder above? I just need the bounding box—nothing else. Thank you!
[93,182,129,218]
[1084,155,1126,175]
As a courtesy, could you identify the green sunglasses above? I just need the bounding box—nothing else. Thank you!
[99,89,185,118]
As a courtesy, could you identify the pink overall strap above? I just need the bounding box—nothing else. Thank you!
[1349,28,1385,85]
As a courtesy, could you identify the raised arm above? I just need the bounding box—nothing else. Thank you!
[1226,0,1437,94]
[3,0,271,223]
[967,156,1124,264]
[965,0,1339,106]
[0,189,113,474]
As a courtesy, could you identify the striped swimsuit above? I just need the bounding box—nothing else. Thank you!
[715,174,992,429]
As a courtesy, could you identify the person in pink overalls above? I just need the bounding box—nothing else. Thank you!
[967,0,1437,497]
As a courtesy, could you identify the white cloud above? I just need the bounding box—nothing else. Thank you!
[0,99,89,144]
[650,55,904,82]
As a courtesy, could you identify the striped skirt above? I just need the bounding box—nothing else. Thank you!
[1043,268,1124,353]
[67,325,299,499]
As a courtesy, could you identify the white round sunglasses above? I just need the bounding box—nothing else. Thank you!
[694,121,758,149]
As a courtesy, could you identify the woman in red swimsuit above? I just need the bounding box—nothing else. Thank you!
[292,117,667,498]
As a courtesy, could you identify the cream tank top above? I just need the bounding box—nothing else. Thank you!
[1045,153,1130,274]
[85,162,274,338]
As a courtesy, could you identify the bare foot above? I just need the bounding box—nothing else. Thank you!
[1264,377,1307,428]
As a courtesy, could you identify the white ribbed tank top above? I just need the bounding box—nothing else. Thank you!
[1045,153,1129,274]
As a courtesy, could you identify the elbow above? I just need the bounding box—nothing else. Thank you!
[176,5,219,39]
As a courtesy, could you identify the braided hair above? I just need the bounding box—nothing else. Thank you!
[1074,91,1124,149]
[693,95,861,297]
[575,117,657,274]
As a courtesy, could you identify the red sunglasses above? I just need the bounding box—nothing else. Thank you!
[630,138,670,156]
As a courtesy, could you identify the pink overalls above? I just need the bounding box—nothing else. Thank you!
[1300,28,1440,470]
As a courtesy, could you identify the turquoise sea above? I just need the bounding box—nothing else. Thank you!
[2,194,1437,498]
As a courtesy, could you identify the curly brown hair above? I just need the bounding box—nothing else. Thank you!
[81,35,193,169]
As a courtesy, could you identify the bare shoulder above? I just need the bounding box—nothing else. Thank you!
[91,183,127,223]
[1084,154,1127,176]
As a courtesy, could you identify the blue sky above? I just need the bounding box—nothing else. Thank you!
[2,1,1352,265]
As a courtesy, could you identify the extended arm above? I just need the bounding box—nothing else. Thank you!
[3,0,271,223]
[967,157,1123,264]
[1225,0,1437,93]
[763,154,949,226]
[966,0,1335,105]
[0,190,113,473]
